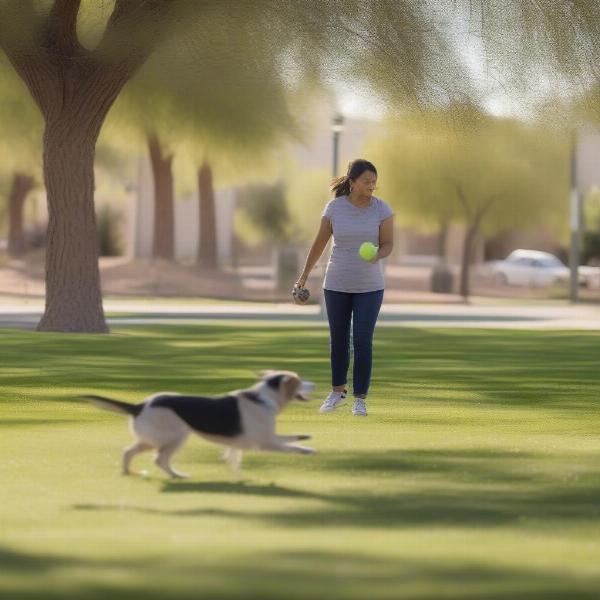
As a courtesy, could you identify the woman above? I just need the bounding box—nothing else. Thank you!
[294,159,394,416]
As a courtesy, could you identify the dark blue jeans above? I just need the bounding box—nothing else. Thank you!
[323,289,384,397]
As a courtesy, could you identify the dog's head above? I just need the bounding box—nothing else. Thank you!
[258,370,314,409]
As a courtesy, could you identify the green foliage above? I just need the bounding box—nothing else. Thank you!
[2,325,600,598]
[582,188,600,262]
[283,164,330,243]
[464,1,600,114]
[4,1,455,108]
[582,231,600,264]
[0,56,43,176]
[235,181,295,247]
[366,105,569,239]
[4,1,600,124]
[234,162,329,248]
[0,57,41,237]
[584,187,600,231]
[100,1,321,200]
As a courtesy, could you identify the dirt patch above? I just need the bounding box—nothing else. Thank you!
[101,258,258,299]
[0,254,293,301]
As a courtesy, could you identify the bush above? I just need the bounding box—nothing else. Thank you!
[582,231,600,265]
[96,205,123,257]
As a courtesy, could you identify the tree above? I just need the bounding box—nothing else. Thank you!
[369,106,568,298]
[582,187,600,264]
[0,57,43,256]
[146,132,175,260]
[0,1,177,331]
[96,1,303,266]
[136,16,303,269]
[5,173,36,254]
[367,120,460,262]
[473,2,600,96]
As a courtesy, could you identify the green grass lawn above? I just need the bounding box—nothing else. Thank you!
[1,324,600,600]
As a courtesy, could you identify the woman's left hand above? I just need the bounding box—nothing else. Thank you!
[292,283,311,305]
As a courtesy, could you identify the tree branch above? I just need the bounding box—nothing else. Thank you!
[473,194,498,227]
[52,0,174,131]
[453,180,472,220]
[0,0,56,113]
[94,0,172,73]
[41,0,82,55]
[0,0,39,51]
[69,1,177,140]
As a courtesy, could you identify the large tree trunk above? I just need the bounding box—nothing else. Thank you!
[37,123,107,332]
[455,186,496,301]
[197,161,217,268]
[7,172,35,256]
[0,0,170,332]
[430,217,453,294]
[147,133,175,261]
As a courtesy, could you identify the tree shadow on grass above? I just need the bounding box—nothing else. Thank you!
[157,447,600,529]
[2,326,600,413]
[315,448,539,482]
[253,484,600,529]
[73,503,244,519]
[251,448,600,529]
[0,418,82,427]
[71,445,600,530]
[1,545,599,600]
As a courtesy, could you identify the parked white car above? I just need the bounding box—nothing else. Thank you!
[487,249,573,287]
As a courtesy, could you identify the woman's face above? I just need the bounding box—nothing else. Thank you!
[351,170,377,197]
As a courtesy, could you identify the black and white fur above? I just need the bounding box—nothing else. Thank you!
[83,371,314,478]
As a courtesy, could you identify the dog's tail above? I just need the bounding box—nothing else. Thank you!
[82,395,144,417]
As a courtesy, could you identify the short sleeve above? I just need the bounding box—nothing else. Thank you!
[378,199,394,223]
[322,200,335,222]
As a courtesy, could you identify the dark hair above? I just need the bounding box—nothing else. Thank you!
[330,159,377,198]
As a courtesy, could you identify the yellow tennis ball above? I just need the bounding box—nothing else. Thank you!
[359,242,378,261]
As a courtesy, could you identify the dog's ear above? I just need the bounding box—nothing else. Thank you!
[265,373,287,390]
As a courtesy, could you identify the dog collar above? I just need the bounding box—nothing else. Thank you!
[243,391,278,412]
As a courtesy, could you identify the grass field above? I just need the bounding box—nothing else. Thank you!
[1,324,600,599]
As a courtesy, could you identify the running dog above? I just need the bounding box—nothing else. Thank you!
[83,370,314,478]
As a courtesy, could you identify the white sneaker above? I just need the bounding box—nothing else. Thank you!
[352,397,367,416]
[319,390,347,413]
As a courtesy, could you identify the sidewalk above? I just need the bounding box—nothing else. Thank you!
[2,296,600,330]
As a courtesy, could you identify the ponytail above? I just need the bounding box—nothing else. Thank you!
[330,158,377,198]
[331,175,351,198]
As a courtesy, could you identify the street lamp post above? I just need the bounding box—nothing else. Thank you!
[569,130,582,303]
[320,114,345,318]
[332,113,345,177]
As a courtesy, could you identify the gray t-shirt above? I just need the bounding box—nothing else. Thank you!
[321,195,394,293]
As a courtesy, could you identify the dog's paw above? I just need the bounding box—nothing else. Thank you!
[296,434,311,441]
[122,469,150,478]
[297,445,316,455]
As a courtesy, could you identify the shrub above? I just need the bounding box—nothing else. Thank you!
[96,205,123,257]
